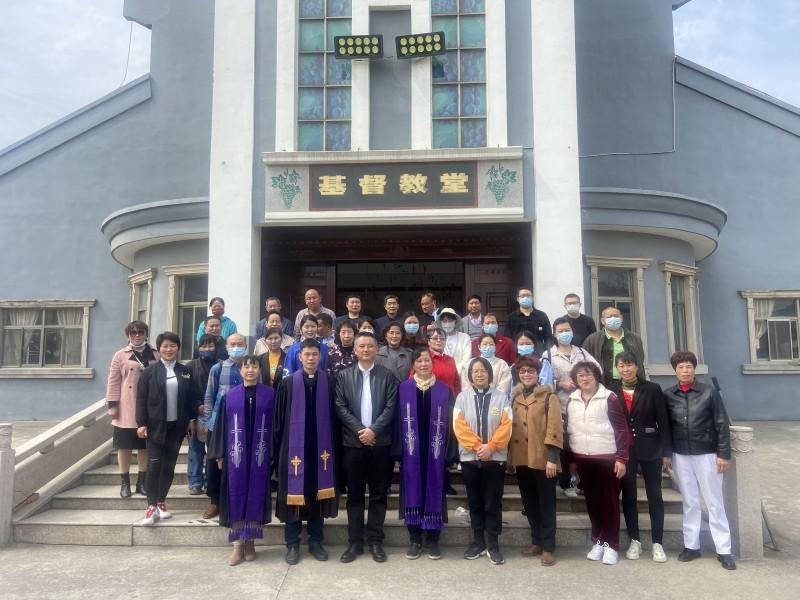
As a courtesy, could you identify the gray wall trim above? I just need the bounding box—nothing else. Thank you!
[675,57,800,137]
[0,75,153,176]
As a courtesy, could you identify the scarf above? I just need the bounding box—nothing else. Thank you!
[287,370,336,505]
[225,384,274,542]
[400,379,449,530]
[413,373,436,392]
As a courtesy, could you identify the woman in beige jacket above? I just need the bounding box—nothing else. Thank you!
[509,355,563,566]
[105,320,159,498]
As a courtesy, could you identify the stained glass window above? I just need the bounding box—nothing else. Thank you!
[431,0,486,148]
[298,0,351,151]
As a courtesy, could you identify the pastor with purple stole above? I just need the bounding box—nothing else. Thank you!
[400,377,450,530]
[287,369,336,505]
[223,383,275,542]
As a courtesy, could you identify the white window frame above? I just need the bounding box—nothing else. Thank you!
[659,261,701,357]
[128,268,154,324]
[741,290,800,375]
[0,299,95,379]
[164,263,209,361]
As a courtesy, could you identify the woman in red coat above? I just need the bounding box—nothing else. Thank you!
[409,327,460,397]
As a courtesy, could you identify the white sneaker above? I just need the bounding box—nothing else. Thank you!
[563,487,579,498]
[652,543,667,562]
[141,505,159,526]
[156,501,172,520]
[626,539,642,560]
[602,543,619,565]
[586,542,604,561]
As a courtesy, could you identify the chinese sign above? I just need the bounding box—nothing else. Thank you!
[310,162,477,210]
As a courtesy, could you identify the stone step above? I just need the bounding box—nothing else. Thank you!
[15,507,702,550]
[50,484,684,513]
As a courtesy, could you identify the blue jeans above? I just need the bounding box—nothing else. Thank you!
[284,517,324,547]
[187,435,206,489]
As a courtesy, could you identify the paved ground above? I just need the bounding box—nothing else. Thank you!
[0,421,797,599]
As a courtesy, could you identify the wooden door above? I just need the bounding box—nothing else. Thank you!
[464,262,528,328]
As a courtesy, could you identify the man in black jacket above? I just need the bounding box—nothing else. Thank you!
[663,351,735,570]
[334,332,398,563]
[504,286,552,354]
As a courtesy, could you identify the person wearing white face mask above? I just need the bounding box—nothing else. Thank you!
[461,334,512,396]
[505,287,552,354]
[436,308,472,373]
[583,307,645,388]
[557,293,597,348]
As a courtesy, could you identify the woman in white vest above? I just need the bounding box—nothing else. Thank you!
[565,361,630,566]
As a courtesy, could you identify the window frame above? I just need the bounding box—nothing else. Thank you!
[659,261,701,360]
[741,290,800,374]
[0,299,95,378]
[128,268,154,325]
[164,263,209,362]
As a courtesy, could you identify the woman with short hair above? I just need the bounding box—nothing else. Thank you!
[326,320,357,378]
[195,296,238,344]
[461,333,512,396]
[105,320,159,498]
[376,322,413,381]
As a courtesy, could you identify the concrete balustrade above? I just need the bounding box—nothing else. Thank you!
[724,425,764,560]
[0,422,14,545]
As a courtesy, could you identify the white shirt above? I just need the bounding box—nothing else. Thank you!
[162,359,178,422]
[358,363,374,428]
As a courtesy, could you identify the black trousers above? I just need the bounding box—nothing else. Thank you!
[205,456,221,502]
[516,466,557,552]
[342,445,394,544]
[145,422,183,506]
[461,460,505,546]
[621,453,665,544]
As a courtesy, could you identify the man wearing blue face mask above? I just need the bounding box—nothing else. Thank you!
[583,307,645,388]
[557,293,597,348]
[505,287,552,354]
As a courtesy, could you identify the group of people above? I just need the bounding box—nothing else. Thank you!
[105,287,736,570]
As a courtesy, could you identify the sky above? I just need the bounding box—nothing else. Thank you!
[0,0,798,150]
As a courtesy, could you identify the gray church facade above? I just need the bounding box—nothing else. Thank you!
[1,0,798,420]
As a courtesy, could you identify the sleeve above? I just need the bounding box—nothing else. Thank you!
[582,333,601,364]
[496,361,512,396]
[371,373,398,436]
[105,352,122,403]
[334,371,363,436]
[185,370,199,421]
[712,388,732,460]
[254,319,264,341]
[196,320,205,345]
[541,312,553,347]
[206,397,227,460]
[586,316,598,336]
[203,366,217,423]
[546,445,560,463]
[453,392,482,452]
[135,368,149,427]
[272,381,288,474]
[606,392,631,463]
[293,312,303,338]
[545,391,564,450]
[390,396,403,459]
[653,384,673,458]
[487,393,513,452]
[445,390,459,465]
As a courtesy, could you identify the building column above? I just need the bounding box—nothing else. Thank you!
[530,0,583,319]
[208,0,260,337]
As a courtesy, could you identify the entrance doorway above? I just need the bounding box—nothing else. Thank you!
[261,223,531,327]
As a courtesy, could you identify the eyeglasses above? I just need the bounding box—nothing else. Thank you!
[471,369,489,375]
[429,335,446,341]
[129,330,146,336]
[517,368,537,375]
[575,372,595,379]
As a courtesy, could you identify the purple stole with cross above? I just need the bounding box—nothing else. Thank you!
[287,369,336,505]
[399,378,449,530]
[225,383,274,542]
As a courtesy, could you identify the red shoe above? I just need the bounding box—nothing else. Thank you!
[141,505,159,526]
[156,501,172,520]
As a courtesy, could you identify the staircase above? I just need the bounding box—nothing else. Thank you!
[14,444,690,549]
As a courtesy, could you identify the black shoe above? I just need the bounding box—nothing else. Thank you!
[428,541,442,560]
[309,542,328,561]
[718,554,737,570]
[285,545,300,565]
[446,485,458,496]
[135,473,146,496]
[340,544,363,563]
[119,474,132,499]
[405,542,422,560]
[464,541,487,560]
[369,543,387,563]
[678,548,702,562]
[488,546,505,565]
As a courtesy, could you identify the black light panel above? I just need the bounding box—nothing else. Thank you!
[334,35,384,59]
[395,32,446,59]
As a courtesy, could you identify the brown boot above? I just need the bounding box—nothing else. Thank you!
[203,503,219,519]
[229,542,244,566]
[541,551,556,566]
[521,544,543,557]
[243,540,257,561]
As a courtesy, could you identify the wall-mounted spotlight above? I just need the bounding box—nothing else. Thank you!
[333,35,384,59]
[395,32,446,59]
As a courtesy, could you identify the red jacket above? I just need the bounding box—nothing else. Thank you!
[409,351,461,396]
[471,334,516,365]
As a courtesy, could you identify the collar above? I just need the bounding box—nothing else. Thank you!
[160,358,176,369]
[358,362,375,375]
[604,328,624,340]
[414,374,436,391]
[679,380,696,393]
[469,313,482,323]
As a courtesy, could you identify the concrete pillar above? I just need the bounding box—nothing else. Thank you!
[530,0,584,319]
[0,423,14,545]
[724,425,763,559]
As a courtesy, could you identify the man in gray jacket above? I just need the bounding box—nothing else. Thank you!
[334,332,398,564]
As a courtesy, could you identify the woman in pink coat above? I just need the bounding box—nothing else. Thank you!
[106,320,159,498]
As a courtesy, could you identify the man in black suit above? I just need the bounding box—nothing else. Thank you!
[334,332,398,563]
[136,331,199,525]
[608,351,672,563]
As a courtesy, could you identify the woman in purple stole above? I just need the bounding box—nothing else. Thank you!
[207,356,275,566]
[394,347,457,561]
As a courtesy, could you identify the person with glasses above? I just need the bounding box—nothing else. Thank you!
[409,327,460,397]
[105,321,159,498]
[461,333,512,396]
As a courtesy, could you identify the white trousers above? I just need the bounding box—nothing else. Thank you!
[672,452,732,554]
